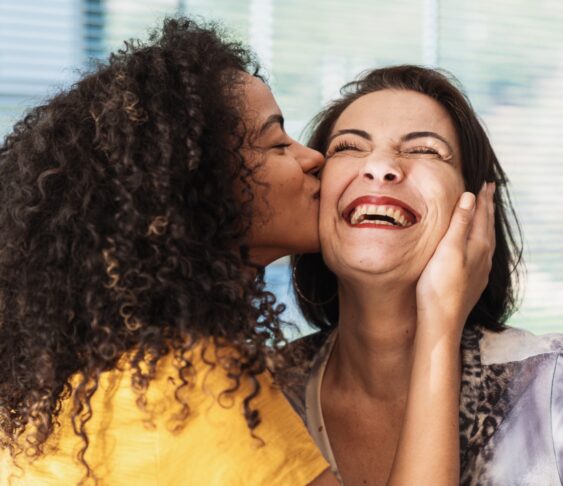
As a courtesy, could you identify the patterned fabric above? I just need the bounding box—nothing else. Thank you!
[286,326,563,486]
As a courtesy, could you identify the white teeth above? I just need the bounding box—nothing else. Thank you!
[348,204,414,227]
[351,211,362,225]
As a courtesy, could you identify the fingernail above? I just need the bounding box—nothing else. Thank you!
[481,182,487,192]
[490,181,496,194]
[460,192,476,210]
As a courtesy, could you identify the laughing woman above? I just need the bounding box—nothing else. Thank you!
[1,17,493,486]
[291,65,563,486]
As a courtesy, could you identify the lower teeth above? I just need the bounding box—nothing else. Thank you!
[360,220,395,226]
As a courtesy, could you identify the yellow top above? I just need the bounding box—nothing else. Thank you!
[0,343,328,485]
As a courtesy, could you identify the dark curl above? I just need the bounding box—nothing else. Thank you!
[0,17,287,479]
[293,65,524,335]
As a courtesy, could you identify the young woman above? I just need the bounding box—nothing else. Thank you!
[0,18,492,485]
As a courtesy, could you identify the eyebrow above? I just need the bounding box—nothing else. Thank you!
[327,128,372,145]
[400,131,453,152]
[258,114,285,136]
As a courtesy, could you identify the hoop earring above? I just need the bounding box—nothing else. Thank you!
[292,255,337,306]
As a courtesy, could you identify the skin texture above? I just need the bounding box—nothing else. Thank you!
[321,89,465,289]
[240,74,324,264]
[314,89,495,485]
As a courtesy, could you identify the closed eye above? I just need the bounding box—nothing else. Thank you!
[335,141,360,152]
[272,143,291,151]
[327,140,362,157]
[403,146,443,157]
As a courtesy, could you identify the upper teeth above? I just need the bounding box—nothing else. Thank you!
[349,205,412,227]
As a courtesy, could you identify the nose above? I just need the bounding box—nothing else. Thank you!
[360,154,405,184]
[293,142,324,175]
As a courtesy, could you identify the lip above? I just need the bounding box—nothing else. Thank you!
[342,195,421,228]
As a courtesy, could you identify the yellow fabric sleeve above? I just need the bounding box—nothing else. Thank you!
[0,343,328,485]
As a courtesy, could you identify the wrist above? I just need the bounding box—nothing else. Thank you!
[414,320,464,354]
[417,307,466,334]
[411,331,463,392]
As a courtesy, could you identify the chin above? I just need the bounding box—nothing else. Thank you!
[323,244,412,278]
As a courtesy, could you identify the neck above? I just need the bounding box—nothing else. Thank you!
[327,277,418,402]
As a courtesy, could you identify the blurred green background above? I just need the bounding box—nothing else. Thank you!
[1,0,562,335]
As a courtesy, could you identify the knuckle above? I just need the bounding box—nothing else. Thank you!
[472,236,488,252]
[456,209,473,225]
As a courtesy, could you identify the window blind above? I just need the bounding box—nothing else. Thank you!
[0,0,561,334]
[438,0,563,331]
[0,0,81,132]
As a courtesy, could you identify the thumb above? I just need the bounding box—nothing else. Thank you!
[443,192,476,246]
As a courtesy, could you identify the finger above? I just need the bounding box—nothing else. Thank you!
[467,182,496,266]
[468,182,489,243]
[442,191,476,247]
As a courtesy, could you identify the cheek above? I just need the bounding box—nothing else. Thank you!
[318,197,335,249]
[443,171,465,211]
[422,171,464,235]
[418,163,464,203]
[320,160,354,202]
[270,159,306,195]
[319,165,348,225]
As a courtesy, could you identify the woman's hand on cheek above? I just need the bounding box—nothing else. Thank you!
[415,182,495,342]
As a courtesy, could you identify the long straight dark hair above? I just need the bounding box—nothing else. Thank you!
[293,65,523,334]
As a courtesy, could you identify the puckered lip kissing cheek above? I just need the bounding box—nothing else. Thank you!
[342,195,421,229]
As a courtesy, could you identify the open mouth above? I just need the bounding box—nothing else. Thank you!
[343,196,419,229]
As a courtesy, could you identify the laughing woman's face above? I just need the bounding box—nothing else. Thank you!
[319,89,465,285]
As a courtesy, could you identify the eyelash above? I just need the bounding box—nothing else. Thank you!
[272,143,291,151]
[326,141,445,160]
[330,140,361,154]
[404,146,442,157]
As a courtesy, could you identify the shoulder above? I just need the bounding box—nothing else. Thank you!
[10,341,328,485]
[469,327,563,483]
[281,331,334,422]
[460,326,563,483]
[287,331,333,370]
[149,340,329,485]
[479,325,563,365]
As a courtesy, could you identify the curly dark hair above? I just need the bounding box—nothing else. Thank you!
[0,16,289,481]
[293,65,523,334]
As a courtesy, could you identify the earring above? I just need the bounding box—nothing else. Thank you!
[292,255,337,306]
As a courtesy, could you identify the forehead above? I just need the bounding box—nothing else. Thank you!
[334,89,457,140]
[239,73,281,129]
